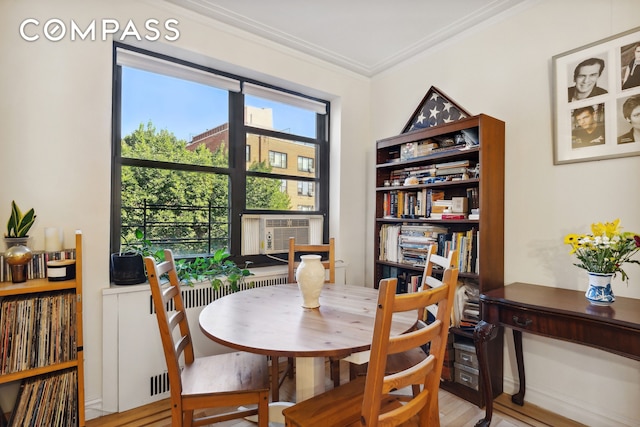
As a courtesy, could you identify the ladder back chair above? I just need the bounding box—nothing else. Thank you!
[271,237,337,401]
[287,236,335,284]
[283,268,459,427]
[145,250,270,427]
[348,245,458,384]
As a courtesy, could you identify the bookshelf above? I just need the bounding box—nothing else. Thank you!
[0,231,84,426]
[374,114,504,406]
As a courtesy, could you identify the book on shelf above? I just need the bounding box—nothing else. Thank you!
[441,213,467,220]
[435,159,473,169]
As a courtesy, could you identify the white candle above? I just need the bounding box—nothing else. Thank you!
[44,227,63,252]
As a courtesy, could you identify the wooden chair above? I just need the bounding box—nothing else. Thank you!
[287,237,335,284]
[145,250,270,427]
[347,245,458,383]
[270,237,336,401]
[283,268,459,427]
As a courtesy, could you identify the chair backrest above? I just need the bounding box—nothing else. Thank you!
[361,267,458,426]
[419,245,458,322]
[144,250,193,403]
[288,237,335,283]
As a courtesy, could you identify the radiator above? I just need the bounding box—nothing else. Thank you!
[102,267,290,413]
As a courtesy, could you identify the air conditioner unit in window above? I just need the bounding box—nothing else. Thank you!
[241,214,324,255]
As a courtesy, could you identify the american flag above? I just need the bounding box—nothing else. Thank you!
[403,87,470,133]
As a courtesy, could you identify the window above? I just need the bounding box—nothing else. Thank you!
[297,181,315,197]
[298,156,314,172]
[268,151,287,168]
[112,44,329,260]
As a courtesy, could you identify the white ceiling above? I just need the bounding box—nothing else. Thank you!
[165,0,528,77]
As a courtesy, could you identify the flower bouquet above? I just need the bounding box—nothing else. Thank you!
[564,219,640,282]
[564,219,640,304]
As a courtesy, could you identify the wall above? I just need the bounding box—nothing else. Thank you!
[0,0,371,418]
[370,0,640,425]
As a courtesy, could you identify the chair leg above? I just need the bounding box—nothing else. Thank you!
[257,391,269,427]
[270,356,280,402]
[287,357,294,379]
[330,359,341,387]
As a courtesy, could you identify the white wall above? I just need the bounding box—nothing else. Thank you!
[2,0,639,424]
[0,0,371,418]
[370,1,640,425]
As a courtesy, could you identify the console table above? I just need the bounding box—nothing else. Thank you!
[473,282,640,427]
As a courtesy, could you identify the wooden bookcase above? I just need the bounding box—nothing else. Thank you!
[0,230,84,426]
[374,114,504,406]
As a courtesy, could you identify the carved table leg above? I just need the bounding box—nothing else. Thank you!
[473,320,499,427]
[511,329,526,405]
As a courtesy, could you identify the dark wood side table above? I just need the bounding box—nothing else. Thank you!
[473,282,640,427]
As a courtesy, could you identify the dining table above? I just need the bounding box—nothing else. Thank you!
[198,283,417,402]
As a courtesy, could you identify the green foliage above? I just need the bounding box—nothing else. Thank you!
[175,248,253,291]
[246,161,292,210]
[6,200,36,238]
[119,229,164,260]
[120,122,292,255]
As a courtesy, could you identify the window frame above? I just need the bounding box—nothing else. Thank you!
[111,43,330,264]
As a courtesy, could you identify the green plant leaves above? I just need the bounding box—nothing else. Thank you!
[6,200,36,238]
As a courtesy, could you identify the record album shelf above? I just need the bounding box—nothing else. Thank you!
[374,114,504,406]
[0,231,84,426]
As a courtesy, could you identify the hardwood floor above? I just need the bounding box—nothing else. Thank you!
[87,360,581,427]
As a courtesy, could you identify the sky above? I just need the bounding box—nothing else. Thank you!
[121,67,316,142]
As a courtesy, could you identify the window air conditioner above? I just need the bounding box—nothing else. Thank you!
[241,214,324,255]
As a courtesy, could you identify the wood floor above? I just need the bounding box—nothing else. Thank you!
[87,360,583,427]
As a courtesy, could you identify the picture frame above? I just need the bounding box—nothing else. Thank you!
[553,26,640,164]
[402,86,471,133]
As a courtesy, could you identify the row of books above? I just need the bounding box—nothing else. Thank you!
[0,291,77,375]
[379,224,448,266]
[382,188,479,220]
[9,369,78,426]
[379,224,479,274]
[0,249,76,283]
[453,280,480,330]
[387,159,477,185]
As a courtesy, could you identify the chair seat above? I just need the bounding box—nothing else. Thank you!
[282,376,424,427]
[182,352,269,397]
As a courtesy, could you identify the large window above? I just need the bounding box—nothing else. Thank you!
[112,44,329,261]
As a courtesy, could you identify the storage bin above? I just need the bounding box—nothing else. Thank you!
[454,362,479,390]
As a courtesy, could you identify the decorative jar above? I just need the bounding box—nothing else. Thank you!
[295,255,325,308]
[585,272,615,305]
[5,244,33,283]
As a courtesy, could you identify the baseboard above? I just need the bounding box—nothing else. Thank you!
[502,377,635,426]
[494,394,585,427]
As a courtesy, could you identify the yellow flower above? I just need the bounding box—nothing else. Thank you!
[563,234,580,253]
[565,219,640,282]
[591,218,620,238]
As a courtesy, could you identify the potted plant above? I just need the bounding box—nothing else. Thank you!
[110,229,158,285]
[5,200,36,249]
[176,248,253,291]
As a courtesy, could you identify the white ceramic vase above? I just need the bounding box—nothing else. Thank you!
[295,254,325,308]
[585,271,615,305]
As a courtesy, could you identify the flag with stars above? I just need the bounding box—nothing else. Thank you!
[402,86,471,133]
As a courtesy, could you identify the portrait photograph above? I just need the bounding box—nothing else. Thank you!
[620,40,640,90]
[571,103,605,149]
[566,54,609,103]
[553,26,640,164]
[616,94,640,144]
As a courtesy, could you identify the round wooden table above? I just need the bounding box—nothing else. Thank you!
[199,283,417,402]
